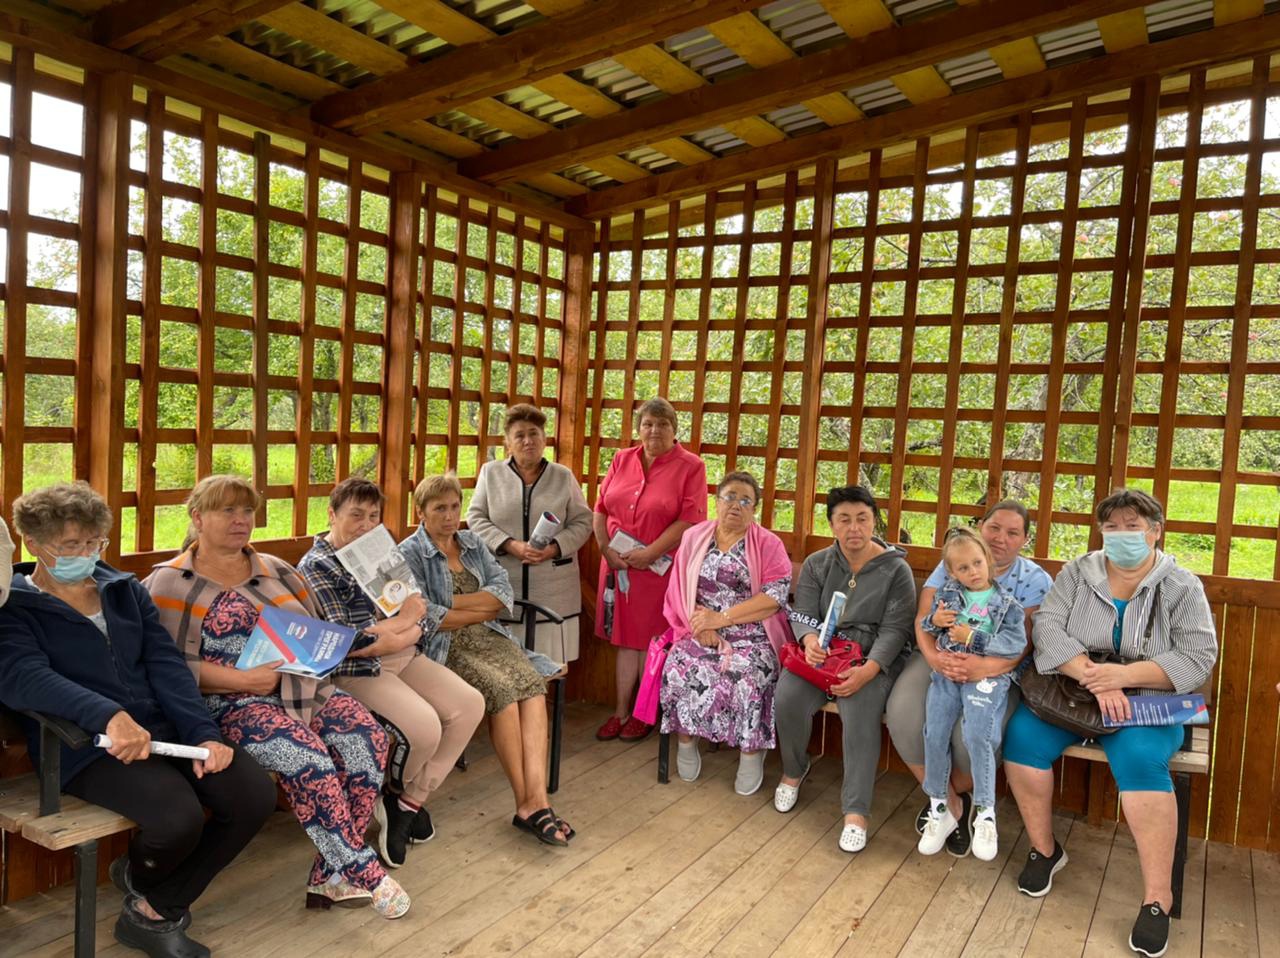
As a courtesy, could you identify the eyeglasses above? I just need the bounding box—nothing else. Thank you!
[46,537,110,557]
[717,492,757,509]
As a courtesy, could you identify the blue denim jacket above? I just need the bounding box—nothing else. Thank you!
[399,525,560,676]
[922,576,1026,659]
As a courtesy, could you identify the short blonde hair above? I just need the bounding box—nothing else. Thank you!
[182,475,259,550]
[413,473,462,515]
[12,482,112,543]
[634,397,677,432]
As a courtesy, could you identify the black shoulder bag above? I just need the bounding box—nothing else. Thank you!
[1019,583,1161,740]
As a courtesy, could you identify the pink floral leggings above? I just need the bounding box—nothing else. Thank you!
[218,691,389,891]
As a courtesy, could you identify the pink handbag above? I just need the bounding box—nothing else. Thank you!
[632,628,675,725]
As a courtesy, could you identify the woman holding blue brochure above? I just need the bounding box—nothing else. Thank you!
[1002,489,1217,958]
[145,475,410,921]
[771,485,915,853]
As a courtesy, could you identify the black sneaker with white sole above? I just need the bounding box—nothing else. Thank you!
[1129,901,1170,957]
[945,792,974,858]
[1016,840,1068,897]
[409,806,435,844]
[373,791,415,868]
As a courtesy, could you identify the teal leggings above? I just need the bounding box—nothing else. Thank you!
[1002,702,1183,792]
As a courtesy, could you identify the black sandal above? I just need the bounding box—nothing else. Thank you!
[551,812,575,842]
[512,807,569,846]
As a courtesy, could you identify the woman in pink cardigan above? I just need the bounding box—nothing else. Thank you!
[655,472,793,797]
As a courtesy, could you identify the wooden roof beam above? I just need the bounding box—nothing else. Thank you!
[458,0,1146,185]
[312,0,773,134]
[565,11,1280,218]
[92,0,296,60]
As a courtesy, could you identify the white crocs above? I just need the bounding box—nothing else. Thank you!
[838,823,867,853]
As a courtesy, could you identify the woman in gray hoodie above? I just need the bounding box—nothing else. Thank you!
[771,485,916,854]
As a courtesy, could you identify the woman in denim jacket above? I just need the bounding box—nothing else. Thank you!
[917,527,1025,863]
[399,473,572,847]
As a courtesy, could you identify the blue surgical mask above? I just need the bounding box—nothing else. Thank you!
[44,553,99,583]
[1102,531,1151,569]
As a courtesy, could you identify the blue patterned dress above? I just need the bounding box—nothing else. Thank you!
[658,538,789,751]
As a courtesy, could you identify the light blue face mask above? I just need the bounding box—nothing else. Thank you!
[1102,531,1151,569]
[44,552,99,583]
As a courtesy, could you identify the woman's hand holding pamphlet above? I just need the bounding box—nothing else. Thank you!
[1100,693,1209,728]
[334,525,423,616]
[607,530,673,575]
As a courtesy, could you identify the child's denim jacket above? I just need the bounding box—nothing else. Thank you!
[922,576,1026,659]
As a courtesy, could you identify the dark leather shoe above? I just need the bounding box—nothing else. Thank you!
[114,899,209,958]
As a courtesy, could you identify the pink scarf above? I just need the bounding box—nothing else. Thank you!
[662,519,794,666]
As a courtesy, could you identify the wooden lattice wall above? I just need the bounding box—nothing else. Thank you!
[581,61,1280,851]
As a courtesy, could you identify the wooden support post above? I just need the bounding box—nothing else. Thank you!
[87,69,131,561]
[447,197,469,474]
[292,144,320,535]
[337,161,361,481]
[1108,77,1160,490]
[195,107,217,482]
[252,132,271,526]
[933,127,978,543]
[556,228,594,477]
[847,150,881,488]
[136,92,165,552]
[793,158,836,543]
[381,170,422,537]
[2,50,33,540]
[761,171,797,529]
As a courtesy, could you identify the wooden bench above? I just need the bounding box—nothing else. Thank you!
[0,708,134,958]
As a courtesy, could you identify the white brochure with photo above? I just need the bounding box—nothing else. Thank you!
[529,511,562,549]
[608,529,673,576]
[335,524,422,616]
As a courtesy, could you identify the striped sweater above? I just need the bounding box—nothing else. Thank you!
[143,546,335,722]
[1031,550,1217,695]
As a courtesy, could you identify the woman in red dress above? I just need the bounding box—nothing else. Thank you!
[592,398,707,740]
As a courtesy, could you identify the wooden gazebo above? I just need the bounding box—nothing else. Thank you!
[0,0,1277,953]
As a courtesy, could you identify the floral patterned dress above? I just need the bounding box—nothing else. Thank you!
[200,590,389,891]
[658,538,790,751]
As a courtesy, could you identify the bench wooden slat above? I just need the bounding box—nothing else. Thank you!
[0,773,134,849]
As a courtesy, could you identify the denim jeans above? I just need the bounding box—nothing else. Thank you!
[922,670,1013,809]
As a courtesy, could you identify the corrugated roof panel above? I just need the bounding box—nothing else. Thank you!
[886,0,955,23]
[687,126,749,154]
[936,51,1002,90]
[233,23,371,86]
[500,84,579,127]
[665,26,746,80]
[577,58,661,105]
[1037,20,1103,67]
[757,0,846,54]
[621,146,678,172]
[557,163,615,188]
[764,102,825,136]
[848,78,909,114]
[439,0,542,35]
[1146,0,1214,38]
[433,109,514,148]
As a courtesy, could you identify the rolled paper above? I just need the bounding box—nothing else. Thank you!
[94,735,211,761]
[529,511,561,549]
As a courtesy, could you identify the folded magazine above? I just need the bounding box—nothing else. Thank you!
[334,524,422,616]
[235,606,356,678]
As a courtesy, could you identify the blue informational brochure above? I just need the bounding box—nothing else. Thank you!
[235,606,357,678]
[1101,693,1210,728]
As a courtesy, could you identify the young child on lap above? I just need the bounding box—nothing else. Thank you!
[918,527,1026,861]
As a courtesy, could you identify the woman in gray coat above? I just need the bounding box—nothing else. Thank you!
[467,405,593,663]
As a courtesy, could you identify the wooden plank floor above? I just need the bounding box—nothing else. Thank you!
[1,704,1272,957]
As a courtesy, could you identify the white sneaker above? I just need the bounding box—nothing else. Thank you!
[734,751,765,796]
[773,764,810,813]
[972,813,998,861]
[676,740,702,782]
[917,801,958,855]
[838,823,867,853]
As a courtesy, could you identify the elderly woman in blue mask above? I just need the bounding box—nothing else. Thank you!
[1001,489,1217,958]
